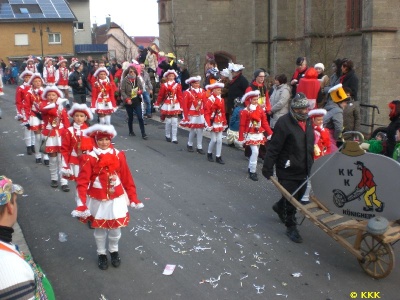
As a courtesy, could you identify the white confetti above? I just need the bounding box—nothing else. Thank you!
[291,272,302,277]
[253,284,265,294]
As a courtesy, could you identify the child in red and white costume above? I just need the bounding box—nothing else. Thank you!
[23,73,49,164]
[301,108,331,203]
[72,124,143,270]
[61,104,94,203]
[15,70,34,155]
[24,56,36,73]
[91,67,117,125]
[238,90,273,181]
[55,56,70,100]
[204,82,227,164]
[154,70,183,143]
[43,57,56,86]
[180,76,207,153]
[40,86,70,190]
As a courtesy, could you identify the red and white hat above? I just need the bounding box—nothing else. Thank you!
[69,57,79,69]
[308,108,327,118]
[57,56,67,66]
[68,103,94,120]
[27,73,44,85]
[19,70,33,80]
[26,55,35,63]
[44,57,54,65]
[93,67,109,77]
[205,82,224,90]
[241,90,260,104]
[185,76,201,85]
[163,69,178,78]
[42,86,64,100]
[84,124,117,140]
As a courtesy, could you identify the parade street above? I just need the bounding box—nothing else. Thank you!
[0,83,399,300]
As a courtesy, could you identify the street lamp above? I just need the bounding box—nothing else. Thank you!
[32,24,50,58]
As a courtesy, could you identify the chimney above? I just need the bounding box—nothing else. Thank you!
[106,16,111,29]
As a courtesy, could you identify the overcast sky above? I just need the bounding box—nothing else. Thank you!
[89,0,159,37]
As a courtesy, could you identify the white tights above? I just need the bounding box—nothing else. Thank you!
[188,128,203,149]
[94,228,121,255]
[165,117,178,141]
[248,145,259,173]
[208,131,222,157]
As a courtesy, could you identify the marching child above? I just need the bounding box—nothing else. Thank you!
[61,104,94,202]
[72,124,144,270]
[180,76,207,153]
[204,82,227,164]
[24,56,36,73]
[154,70,183,143]
[227,98,244,148]
[23,73,49,165]
[301,109,331,203]
[91,67,117,125]
[15,70,34,155]
[40,86,70,190]
[43,57,56,86]
[55,56,70,101]
[238,90,273,181]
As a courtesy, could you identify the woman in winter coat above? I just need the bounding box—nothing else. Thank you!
[269,74,291,128]
[340,58,359,101]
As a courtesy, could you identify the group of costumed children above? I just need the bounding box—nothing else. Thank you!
[14,70,143,271]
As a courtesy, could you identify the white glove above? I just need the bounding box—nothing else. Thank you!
[237,140,245,148]
[267,135,272,140]
[131,202,144,209]
[205,126,212,132]
[15,114,23,120]
[91,108,96,113]
[61,167,73,177]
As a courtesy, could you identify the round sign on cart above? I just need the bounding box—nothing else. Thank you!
[311,148,400,220]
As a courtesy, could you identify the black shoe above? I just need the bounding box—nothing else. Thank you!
[27,146,32,155]
[35,158,42,164]
[51,180,58,188]
[249,172,258,181]
[172,140,178,144]
[129,132,136,136]
[228,143,235,148]
[98,254,108,270]
[166,137,171,142]
[375,202,385,212]
[363,206,373,212]
[248,168,250,174]
[44,159,49,166]
[61,185,70,192]
[31,145,36,153]
[110,251,121,268]
[147,114,152,119]
[215,156,225,164]
[197,149,205,155]
[286,226,303,243]
[272,203,286,223]
[207,153,214,162]
[142,134,148,140]
[187,145,194,152]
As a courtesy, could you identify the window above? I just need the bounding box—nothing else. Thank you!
[346,0,362,31]
[74,22,84,31]
[48,33,61,44]
[15,34,28,46]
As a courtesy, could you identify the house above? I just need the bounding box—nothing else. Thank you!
[131,36,160,49]
[92,17,139,63]
[0,0,76,65]
[158,0,400,127]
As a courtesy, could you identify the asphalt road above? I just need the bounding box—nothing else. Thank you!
[0,83,399,300]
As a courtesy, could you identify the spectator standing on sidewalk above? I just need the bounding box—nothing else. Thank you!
[262,92,314,243]
[139,63,153,118]
[69,61,91,104]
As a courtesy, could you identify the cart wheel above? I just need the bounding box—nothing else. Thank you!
[332,189,346,208]
[355,233,394,279]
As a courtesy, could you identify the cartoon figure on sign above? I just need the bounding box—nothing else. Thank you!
[354,161,384,212]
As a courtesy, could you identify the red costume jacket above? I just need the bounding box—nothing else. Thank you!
[61,123,94,167]
[91,78,116,111]
[24,88,44,130]
[182,88,206,118]
[77,148,141,204]
[43,65,56,84]
[56,67,69,87]
[15,83,30,117]
[204,94,227,131]
[245,82,271,113]
[155,81,183,115]
[313,125,331,159]
[239,105,273,142]
[40,100,70,137]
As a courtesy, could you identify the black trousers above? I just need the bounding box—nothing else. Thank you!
[276,178,307,227]
[125,103,145,136]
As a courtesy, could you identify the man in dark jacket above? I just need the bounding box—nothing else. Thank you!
[262,92,314,243]
[68,62,91,104]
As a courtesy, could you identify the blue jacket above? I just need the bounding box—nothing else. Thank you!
[229,106,244,131]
